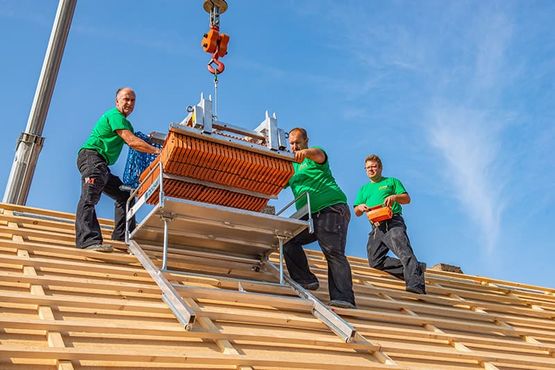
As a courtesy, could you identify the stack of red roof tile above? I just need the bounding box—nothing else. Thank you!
[137,128,294,211]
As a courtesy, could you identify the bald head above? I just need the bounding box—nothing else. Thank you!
[288,127,309,152]
[115,87,136,117]
[116,87,135,98]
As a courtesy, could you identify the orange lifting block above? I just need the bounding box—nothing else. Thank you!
[202,29,229,57]
[366,205,393,224]
[217,33,230,57]
[201,28,220,53]
[137,128,294,212]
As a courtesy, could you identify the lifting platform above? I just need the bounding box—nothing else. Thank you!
[124,94,358,342]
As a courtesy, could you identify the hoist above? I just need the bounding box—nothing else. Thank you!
[201,0,230,75]
[200,0,230,118]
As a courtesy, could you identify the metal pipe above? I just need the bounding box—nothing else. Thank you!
[160,160,169,271]
[278,236,284,285]
[159,161,165,208]
[306,192,314,234]
[125,198,130,244]
[162,217,169,271]
[3,0,77,205]
[276,191,309,216]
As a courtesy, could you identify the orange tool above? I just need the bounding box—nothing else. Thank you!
[366,205,393,224]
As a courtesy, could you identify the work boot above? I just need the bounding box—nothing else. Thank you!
[406,286,426,295]
[84,244,113,253]
[300,281,319,291]
[329,300,356,309]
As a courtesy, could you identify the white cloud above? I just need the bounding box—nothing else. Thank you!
[428,105,506,253]
[306,1,516,253]
[425,8,514,253]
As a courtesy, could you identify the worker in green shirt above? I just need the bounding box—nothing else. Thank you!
[75,87,160,252]
[284,128,356,309]
[354,154,426,294]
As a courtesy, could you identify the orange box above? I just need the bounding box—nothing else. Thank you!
[366,206,393,224]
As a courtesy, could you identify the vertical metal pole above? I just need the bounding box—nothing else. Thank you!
[158,161,165,207]
[159,160,169,270]
[3,0,77,205]
[162,217,169,270]
[306,192,314,234]
[125,200,129,244]
[278,236,284,285]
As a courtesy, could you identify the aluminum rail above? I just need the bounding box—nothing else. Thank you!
[127,240,196,329]
[265,262,357,343]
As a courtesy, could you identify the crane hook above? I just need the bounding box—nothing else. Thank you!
[208,53,225,74]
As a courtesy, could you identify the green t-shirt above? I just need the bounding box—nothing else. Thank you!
[80,107,134,165]
[288,147,347,213]
[354,177,407,215]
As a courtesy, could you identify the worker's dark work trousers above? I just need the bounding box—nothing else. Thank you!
[75,149,135,248]
[284,203,356,305]
[367,214,425,293]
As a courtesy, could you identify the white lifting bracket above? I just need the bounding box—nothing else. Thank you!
[179,93,289,152]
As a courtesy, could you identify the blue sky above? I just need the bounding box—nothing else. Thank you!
[1,0,554,288]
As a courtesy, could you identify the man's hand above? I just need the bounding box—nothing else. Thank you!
[117,129,159,154]
[354,204,370,217]
[294,149,308,163]
[385,193,411,206]
[294,148,326,164]
[383,195,397,207]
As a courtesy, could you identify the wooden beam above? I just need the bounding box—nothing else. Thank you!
[0,346,399,370]
[0,249,150,279]
[0,290,167,312]
[333,304,555,339]
[7,215,74,370]
[0,203,113,226]
[0,270,161,295]
[368,280,500,370]
[181,297,253,370]
[0,316,377,351]
[175,285,313,311]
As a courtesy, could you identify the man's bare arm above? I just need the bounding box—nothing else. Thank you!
[294,148,326,163]
[384,193,411,207]
[116,129,160,154]
[354,204,370,217]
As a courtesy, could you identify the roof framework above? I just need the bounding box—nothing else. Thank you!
[1,202,554,369]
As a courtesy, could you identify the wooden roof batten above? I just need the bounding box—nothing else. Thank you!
[0,202,554,369]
